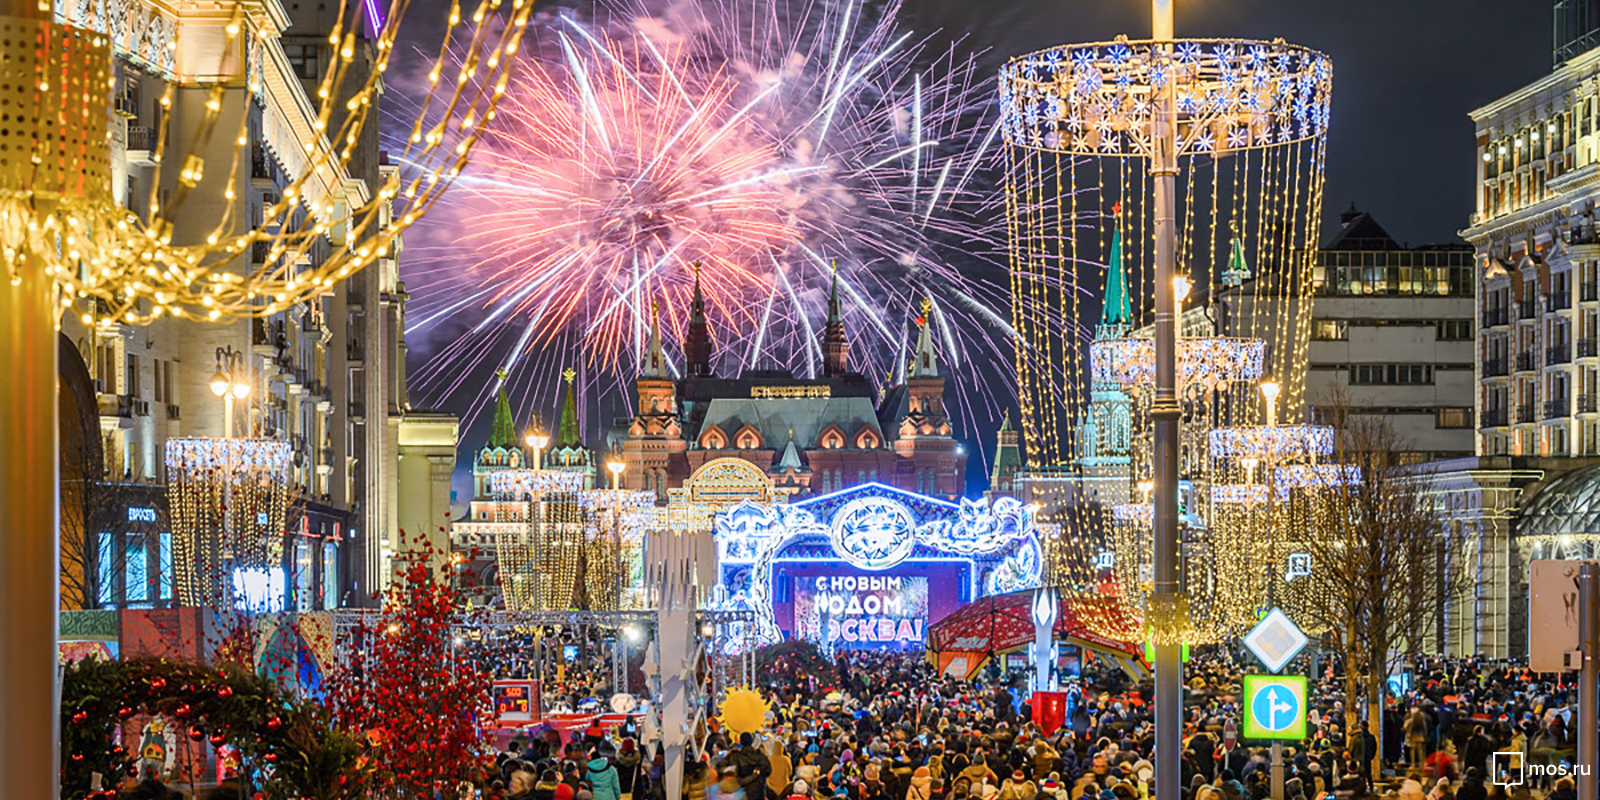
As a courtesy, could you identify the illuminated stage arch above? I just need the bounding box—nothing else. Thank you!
[712,484,1044,647]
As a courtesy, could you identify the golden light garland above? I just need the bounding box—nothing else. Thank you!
[14,0,536,329]
[164,437,293,609]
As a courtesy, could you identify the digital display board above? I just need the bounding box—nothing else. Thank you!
[492,680,539,726]
[792,574,928,650]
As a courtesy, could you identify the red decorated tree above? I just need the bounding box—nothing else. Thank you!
[328,533,491,797]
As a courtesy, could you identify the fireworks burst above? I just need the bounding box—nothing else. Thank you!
[403,0,1013,430]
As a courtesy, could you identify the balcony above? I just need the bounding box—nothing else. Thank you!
[1482,408,1508,427]
[1518,404,1537,424]
[1482,307,1509,327]
[1483,357,1509,377]
[1548,343,1572,365]
[125,126,157,166]
[1517,351,1538,371]
[1519,300,1538,320]
[1546,398,1572,419]
[1582,338,1600,358]
[1548,291,1572,312]
[1582,394,1599,414]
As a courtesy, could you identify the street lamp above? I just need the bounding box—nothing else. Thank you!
[525,429,549,469]
[607,458,625,491]
[210,346,250,439]
[1260,379,1282,428]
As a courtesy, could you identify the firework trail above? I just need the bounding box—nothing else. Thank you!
[401,0,1015,436]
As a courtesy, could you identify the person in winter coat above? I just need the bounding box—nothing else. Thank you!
[1457,768,1489,800]
[907,767,934,800]
[787,780,815,800]
[711,767,748,800]
[959,755,995,789]
[997,771,1036,800]
[686,761,714,800]
[590,753,623,800]
[617,739,644,797]
[532,770,563,800]
[768,744,795,799]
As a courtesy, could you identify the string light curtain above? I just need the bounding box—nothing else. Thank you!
[165,438,293,609]
[1001,37,1331,640]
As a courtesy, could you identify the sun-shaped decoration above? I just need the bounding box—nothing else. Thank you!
[716,687,771,736]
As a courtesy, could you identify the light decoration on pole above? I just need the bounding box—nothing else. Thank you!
[1001,31,1332,646]
[164,437,292,610]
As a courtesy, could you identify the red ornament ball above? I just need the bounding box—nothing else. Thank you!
[149,677,166,691]
[209,733,226,747]
[174,703,192,719]
[116,707,134,720]
[264,716,282,733]
[71,710,89,725]
[217,685,233,700]
[189,727,205,742]
[262,752,278,764]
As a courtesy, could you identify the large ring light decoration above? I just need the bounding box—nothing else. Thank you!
[714,487,1044,644]
[830,497,919,569]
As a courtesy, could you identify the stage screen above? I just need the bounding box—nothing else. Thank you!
[792,574,929,651]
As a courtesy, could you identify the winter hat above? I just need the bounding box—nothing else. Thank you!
[555,784,576,800]
[1014,771,1027,782]
[1042,780,1060,792]
[795,780,811,796]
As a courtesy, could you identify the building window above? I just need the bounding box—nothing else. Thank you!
[1436,320,1473,341]
[1311,319,1347,340]
[125,534,148,603]
[1349,364,1434,385]
[282,44,320,80]
[96,532,116,606]
[1436,408,1472,429]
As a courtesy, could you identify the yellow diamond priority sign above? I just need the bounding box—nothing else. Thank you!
[1243,607,1308,673]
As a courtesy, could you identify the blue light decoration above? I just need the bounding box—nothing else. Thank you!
[711,483,1044,645]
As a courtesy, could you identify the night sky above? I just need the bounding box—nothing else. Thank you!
[395,0,1552,500]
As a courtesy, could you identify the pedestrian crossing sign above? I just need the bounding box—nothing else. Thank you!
[1241,674,1308,741]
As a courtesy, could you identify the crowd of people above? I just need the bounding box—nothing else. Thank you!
[486,649,1591,800]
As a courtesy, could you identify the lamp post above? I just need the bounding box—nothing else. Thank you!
[608,458,625,491]
[210,346,250,439]
[1149,3,1183,799]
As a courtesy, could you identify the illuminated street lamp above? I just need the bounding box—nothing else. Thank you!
[525,429,549,469]
[607,458,626,490]
[209,346,251,439]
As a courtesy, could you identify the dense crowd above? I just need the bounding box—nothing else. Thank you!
[482,649,1591,800]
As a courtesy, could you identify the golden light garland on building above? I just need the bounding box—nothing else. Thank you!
[12,0,536,329]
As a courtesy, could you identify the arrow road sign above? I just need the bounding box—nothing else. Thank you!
[1241,674,1308,741]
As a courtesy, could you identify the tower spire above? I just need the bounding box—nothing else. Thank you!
[822,259,850,377]
[1221,219,1252,287]
[556,367,582,449]
[910,296,939,378]
[684,262,713,376]
[1099,203,1131,336]
[488,367,517,449]
[642,300,667,377]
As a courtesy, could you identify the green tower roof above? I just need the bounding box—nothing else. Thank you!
[487,368,517,450]
[555,368,582,449]
[1102,208,1131,327]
